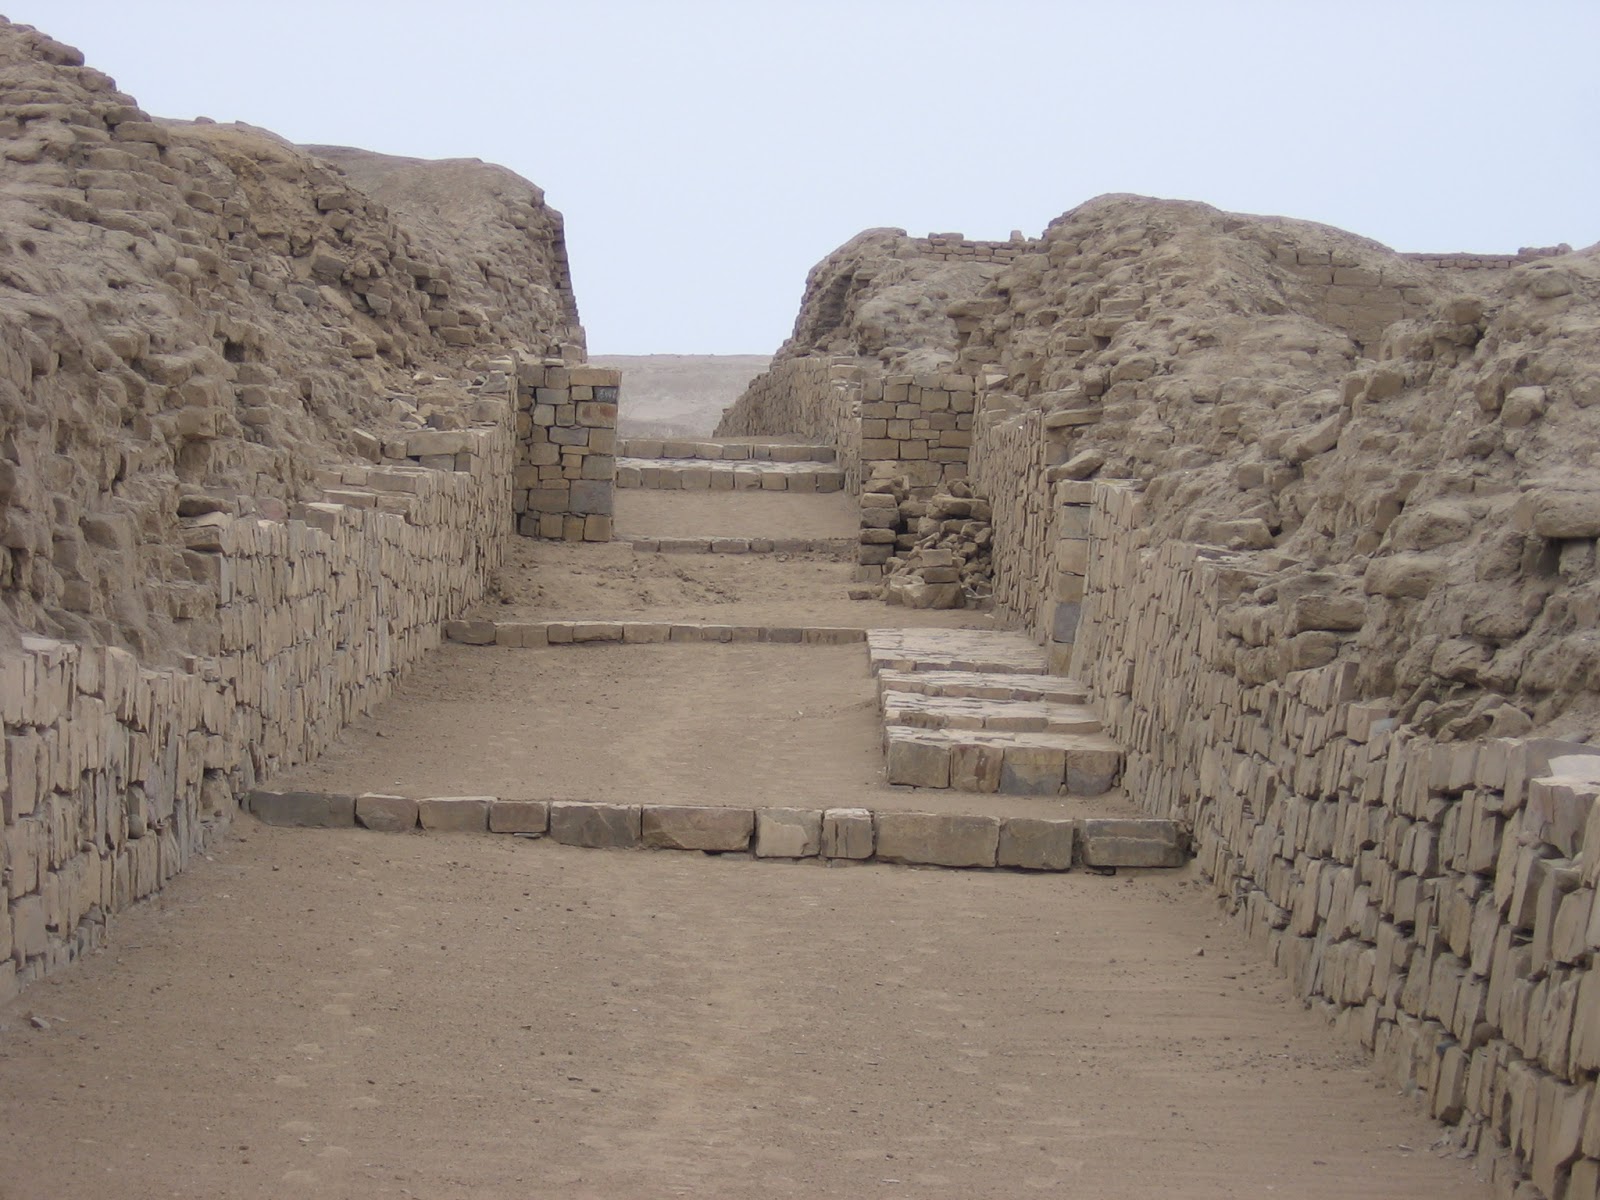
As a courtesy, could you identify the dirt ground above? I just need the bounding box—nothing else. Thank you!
[278,643,1137,820]
[477,537,989,630]
[614,490,859,540]
[0,828,1487,1200]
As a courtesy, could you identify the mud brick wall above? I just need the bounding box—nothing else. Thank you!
[1,398,515,1000]
[513,361,618,542]
[1069,480,1600,1199]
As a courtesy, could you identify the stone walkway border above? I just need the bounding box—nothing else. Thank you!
[628,536,851,557]
[619,439,836,464]
[246,790,1185,870]
[616,458,846,493]
[442,619,870,647]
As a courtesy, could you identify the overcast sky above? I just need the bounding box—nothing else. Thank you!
[13,1,1599,354]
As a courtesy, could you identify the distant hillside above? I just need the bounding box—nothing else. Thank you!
[593,354,771,438]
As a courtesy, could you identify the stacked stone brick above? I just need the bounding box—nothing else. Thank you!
[1,384,515,999]
[512,360,618,541]
[1071,481,1600,1198]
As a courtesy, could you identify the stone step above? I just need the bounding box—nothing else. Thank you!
[884,726,1122,795]
[627,535,851,557]
[616,458,845,493]
[875,669,1088,705]
[443,618,870,646]
[881,690,1104,736]
[246,790,1185,870]
[620,438,836,464]
[867,628,1048,675]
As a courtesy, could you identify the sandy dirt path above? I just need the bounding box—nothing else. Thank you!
[0,828,1488,1200]
[276,642,1139,820]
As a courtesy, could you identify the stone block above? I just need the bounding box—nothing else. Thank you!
[754,808,822,858]
[1066,747,1122,795]
[1080,819,1184,868]
[999,818,1075,871]
[550,801,640,849]
[249,789,354,828]
[568,479,613,516]
[355,793,418,832]
[417,796,491,832]
[885,735,950,787]
[822,808,874,859]
[950,742,1002,792]
[489,799,550,835]
[875,811,999,868]
[641,805,754,852]
[999,745,1065,795]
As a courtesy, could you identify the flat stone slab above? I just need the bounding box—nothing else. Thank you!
[641,805,754,852]
[549,801,642,849]
[875,811,999,868]
[884,728,1121,796]
[489,799,550,835]
[754,808,822,858]
[615,458,845,493]
[356,793,418,832]
[876,669,1088,705]
[249,789,355,828]
[867,628,1048,676]
[881,690,1103,735]
[1080,818,1184,868]
[998,818,1075,871]
[446,620,868,647]
[619,439,836,464]
[821,808,875,860]
[417,796,491,832]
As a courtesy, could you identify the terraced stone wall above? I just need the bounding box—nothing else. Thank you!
[1070,480,1600,1199]
[1,387,516,1000]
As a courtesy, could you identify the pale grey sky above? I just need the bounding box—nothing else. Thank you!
[12,1,1599,354]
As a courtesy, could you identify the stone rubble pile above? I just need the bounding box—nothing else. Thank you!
[860,480,993,609]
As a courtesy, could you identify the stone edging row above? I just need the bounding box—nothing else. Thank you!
[246,791,1186,871]
[628,536,851,557]
[442,619,869,647]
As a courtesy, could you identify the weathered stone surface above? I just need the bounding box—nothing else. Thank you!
[885,735,950,787]
[549,802,641,849]
[417,796,491,832]
[754,808,822,857]
[821,808,874,860]
[355,793,418,832]
[950,742,1003,792]
[1080,819,1183,868]
[874,811,999,868]
[998,745,1065,795]
[998,818,1075,871]
[1065,747,1122,795]
[641,805,754,852]
[489,799,549,835]
[249,790,354,828]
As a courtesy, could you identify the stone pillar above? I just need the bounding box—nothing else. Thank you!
[513,359,618,541]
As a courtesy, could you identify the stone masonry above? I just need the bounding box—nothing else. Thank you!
[513,360,618,541]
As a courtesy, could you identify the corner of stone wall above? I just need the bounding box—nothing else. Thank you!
[512,356,617,542]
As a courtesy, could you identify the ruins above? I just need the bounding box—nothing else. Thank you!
[1,14,1598,1198]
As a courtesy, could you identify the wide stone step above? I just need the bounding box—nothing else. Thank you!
[875,669,1088,705]
[616,457,844,493]
[246,790,1184,870]
[884,726,1122,795]
[443,618,868,646]
[867,628,1048,675]
[620,438,836,464]
[881,690,1103,735]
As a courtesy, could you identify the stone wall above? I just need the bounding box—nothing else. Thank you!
[2,378,516,1000]
[1069,480,1600,1199]
[714,356,862,486]
[512,362,618,542]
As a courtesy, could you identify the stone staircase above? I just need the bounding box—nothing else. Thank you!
[616,438,845,493]
[869,629,1125,797]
